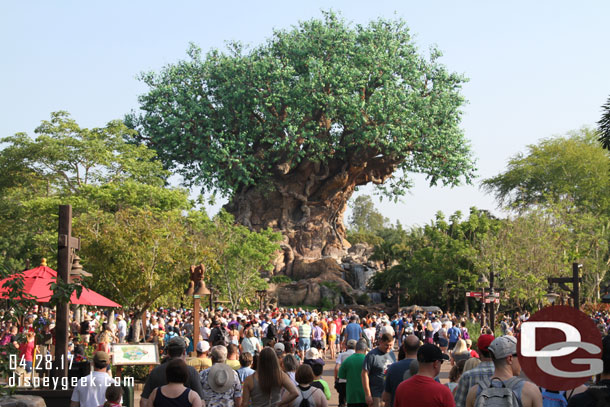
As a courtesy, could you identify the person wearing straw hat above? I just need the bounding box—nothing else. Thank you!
[200,345,242,407]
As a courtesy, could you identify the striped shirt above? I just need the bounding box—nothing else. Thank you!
[453,361,495,407]
[298,323,312,339]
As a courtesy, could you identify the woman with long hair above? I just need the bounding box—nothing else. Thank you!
[242,347,299,407]
[450,339,470,365]
[424,321,434,344]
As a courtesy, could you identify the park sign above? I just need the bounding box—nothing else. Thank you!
[466,291,500,298]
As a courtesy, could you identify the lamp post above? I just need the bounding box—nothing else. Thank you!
[548,263,582,310]
[55,205,82,378]
[477,274,489,328]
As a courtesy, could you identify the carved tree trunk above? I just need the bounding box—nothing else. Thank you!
[225,157,398,276]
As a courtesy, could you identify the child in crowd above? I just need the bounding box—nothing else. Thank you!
[311,363,331,401]
[237,351,255,383]
[103,384,123,407]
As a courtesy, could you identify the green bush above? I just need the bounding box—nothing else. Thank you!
[356,293,370,305]
[319,297,334,311]
[269,275,293,284]
[320,281,341,294]
[116,364,151,382]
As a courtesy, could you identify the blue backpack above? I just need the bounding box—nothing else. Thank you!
[540,388,567,407]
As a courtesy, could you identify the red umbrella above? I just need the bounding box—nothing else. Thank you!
[0,260,121,307]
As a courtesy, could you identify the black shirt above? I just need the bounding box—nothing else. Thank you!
[567,380,610,407]
[141,357,204,400]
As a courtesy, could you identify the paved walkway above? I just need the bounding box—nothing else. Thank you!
[133,351,451,406]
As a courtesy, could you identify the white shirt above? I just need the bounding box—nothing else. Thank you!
[117,320,127,336]
[335,349,355,383]
[70,371,115,407]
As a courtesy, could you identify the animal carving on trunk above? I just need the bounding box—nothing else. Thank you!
[186,264,211,296]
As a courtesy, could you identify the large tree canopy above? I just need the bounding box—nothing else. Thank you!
[482,128,610,215]
[130,12,475,271]
[131,12,474,196]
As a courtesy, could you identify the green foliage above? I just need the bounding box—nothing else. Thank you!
[320,281,341,294]
[131,11,474,197]
[482,128,610,215]
[0,112,188,272]
[482,130,610,306]
[269,275,293,284]
[356,293,371,306]
[599,95,610,150]
[346,230,384,246]
[319,297,334,310]
[195,210,282,309]
[348,195,388,233]
[75,208,195,313]
[370,208,500,308]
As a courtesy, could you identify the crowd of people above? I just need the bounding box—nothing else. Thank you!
[2,305,610,407]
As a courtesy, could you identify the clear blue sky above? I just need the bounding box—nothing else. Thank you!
[2,1,609,227]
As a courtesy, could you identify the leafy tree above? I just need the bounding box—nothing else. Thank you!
[369,224,406,271]
[348,195,388,233]
[0,112,189,271]
[482,128,610,215]
[130,12,475,271]
[370,208,498,309]
[75,209,196,315]
[196,211,282,309]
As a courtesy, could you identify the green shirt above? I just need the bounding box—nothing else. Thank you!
[338,352,366,404]
[313,379,331,400]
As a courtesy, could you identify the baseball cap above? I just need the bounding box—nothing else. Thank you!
[167,336,187,349]
[417,344,450,363]
[197,340,210,353]
[93,351,110,364]
[488,335,517,360]
[477,334,495,352]
[274,342,285,352]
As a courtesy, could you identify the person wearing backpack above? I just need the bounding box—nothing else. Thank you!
[292,364,327,407]
[567,334,610,406]
[465,335,542,407]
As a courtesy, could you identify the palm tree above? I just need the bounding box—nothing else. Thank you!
[599,95,610,150]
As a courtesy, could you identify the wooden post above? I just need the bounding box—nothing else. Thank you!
[54,205,72,378]
[192,296,201,356]
[573,262,580,310]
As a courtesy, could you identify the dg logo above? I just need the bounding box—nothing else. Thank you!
[518,305,603,391]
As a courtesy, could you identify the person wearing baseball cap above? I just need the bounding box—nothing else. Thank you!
[187,340,212,372]
[70,351,115,407]
[465,335,542,407]
[394,344,453,407]
[453,334,495,407]
[140,336,204,407]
